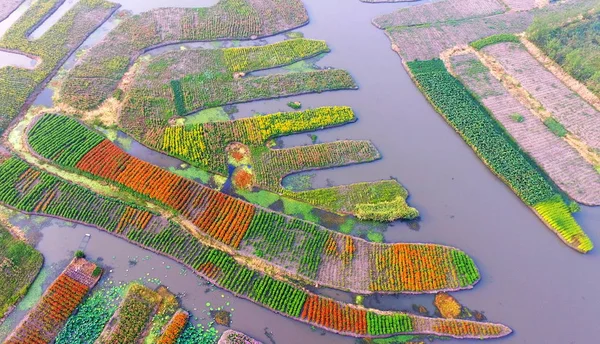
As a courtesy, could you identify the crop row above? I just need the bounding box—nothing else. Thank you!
[156,311,189,344]
[5,258,99,344]
[407,59,592,253]
[175,69,355,116]
[0,158,510,338]
[450,51,600,206]
[60,0,310,111]
[0,0,117,132]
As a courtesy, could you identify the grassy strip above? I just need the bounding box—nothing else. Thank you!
[407,59,592,253]
[527,2,600,97]
[543,117,568,137]
[470,33,520,50]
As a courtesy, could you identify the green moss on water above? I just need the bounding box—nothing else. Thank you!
[367,231,384,243]
[339,218,356,234]
[237,189,280,208]
[180,107,230,126]
[17,267,49,311]
[167,165,212,184]
[370,334,419,343]
[282,197,320,223]
[282,174,313,192]
[283,60,318,72]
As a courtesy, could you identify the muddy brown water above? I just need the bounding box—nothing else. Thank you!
[1,0,600,343]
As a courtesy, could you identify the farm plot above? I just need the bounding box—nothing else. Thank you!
[160,106,414,220]
[119,40,354,144]
[4,258,100,344]
[0,158,510,339]
[0,225,43,319]
[161,106,356,175]
[483,42,600,153]
[407,59,592,253]
[451,52,600,205]
[499,0,540,11]
[0,0,24,22]
[382,11,532,61]
[60,0,310,111]
[373,0,505,29]
[26,114,478,294]
[0,0,118,132]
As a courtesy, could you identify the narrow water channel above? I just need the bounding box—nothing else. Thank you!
[4,0,600,343]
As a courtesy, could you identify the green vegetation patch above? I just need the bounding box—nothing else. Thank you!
[0,226,43,318]
[543,117,568,137]
[470,33,520,50]
[290,180,419,221]
[28,115,104,167]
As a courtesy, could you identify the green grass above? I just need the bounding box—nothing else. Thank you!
[0,226,43,318]
[543,117,568,137]
[470,33,520,50]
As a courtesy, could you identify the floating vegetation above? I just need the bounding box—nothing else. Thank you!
[433,293,462,319]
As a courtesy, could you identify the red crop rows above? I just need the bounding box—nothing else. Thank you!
[75,139,254,247]
[5,274,89,344]
[300,295,367,335]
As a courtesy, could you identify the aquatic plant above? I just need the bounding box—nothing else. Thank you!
[407,59,592,253]
[96,283,162,343]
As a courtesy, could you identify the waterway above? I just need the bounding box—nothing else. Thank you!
[2,0,600,343]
